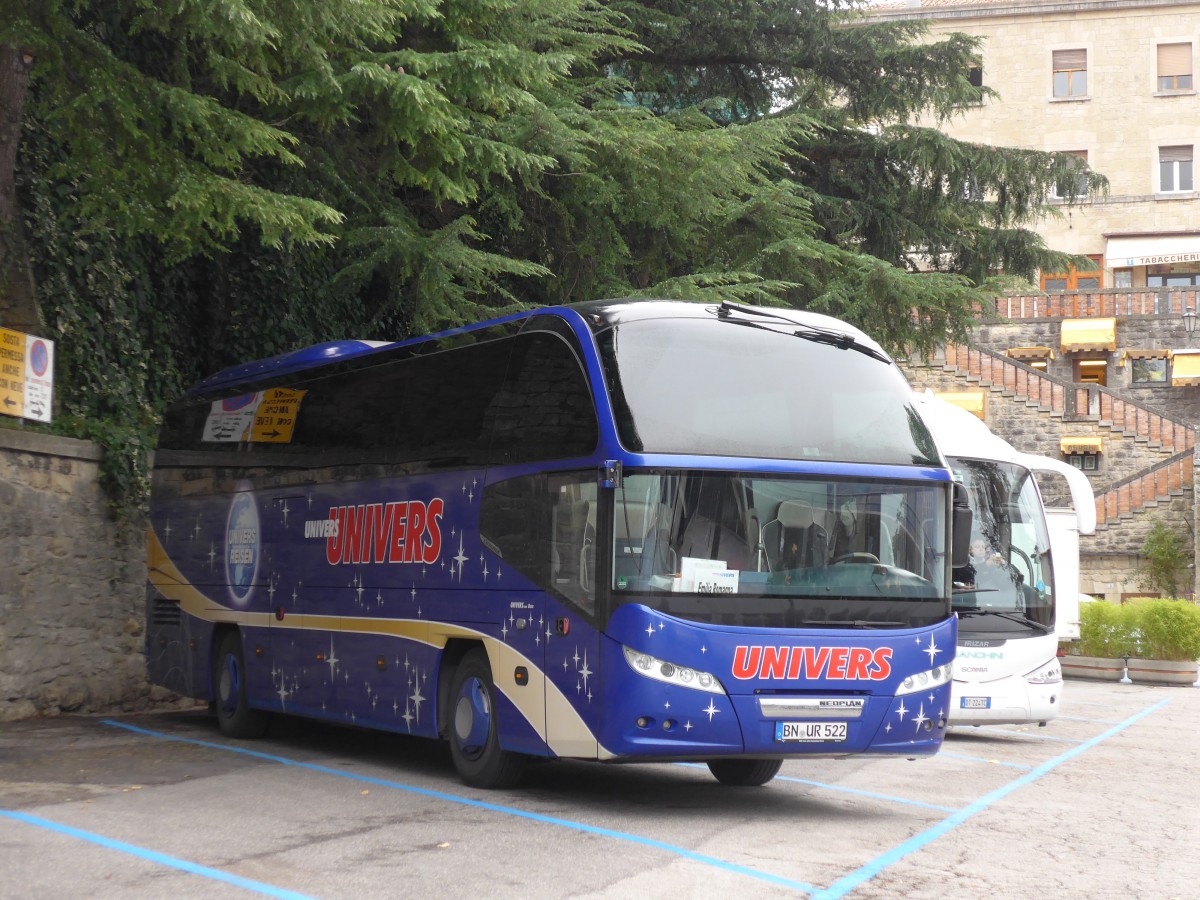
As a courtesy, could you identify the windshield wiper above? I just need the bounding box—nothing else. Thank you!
[959,608,1052,633]
[793,327,891,363]
[714,301,891,364]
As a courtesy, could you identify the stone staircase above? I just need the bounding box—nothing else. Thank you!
[912,343,1196,529]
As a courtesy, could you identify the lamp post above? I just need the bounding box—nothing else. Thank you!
[1185,305,1198,337]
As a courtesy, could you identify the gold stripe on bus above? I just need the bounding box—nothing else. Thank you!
[147,525,607,757]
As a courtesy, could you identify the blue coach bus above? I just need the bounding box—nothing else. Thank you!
[146,299,967,788]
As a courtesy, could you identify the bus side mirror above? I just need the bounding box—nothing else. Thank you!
[952,483,973,568]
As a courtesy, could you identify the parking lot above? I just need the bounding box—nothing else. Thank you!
[1,677,1197,899]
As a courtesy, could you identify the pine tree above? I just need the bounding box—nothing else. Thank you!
[596,0,1107,353]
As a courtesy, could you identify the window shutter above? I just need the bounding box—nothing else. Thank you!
[1053,49,1087,70]
[1157,43,1192,77]
[1160,145,1194,163]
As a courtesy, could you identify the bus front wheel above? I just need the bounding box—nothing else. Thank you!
[448,649,526,789]
[214,631,268,739]
[707,758,783,786]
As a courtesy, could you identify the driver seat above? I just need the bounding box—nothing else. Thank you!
[762,500,828,571]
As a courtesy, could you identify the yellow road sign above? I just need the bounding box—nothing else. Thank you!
[251,388,306,443]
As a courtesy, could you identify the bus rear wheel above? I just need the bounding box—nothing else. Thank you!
[214,631,268,739]
[448,649,526,789]
[707,758,783,786]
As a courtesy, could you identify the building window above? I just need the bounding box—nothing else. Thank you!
[1065,454,1100,471]
[1051,150,1089,200]
[1157,43,1193,92]
[1042,256,1103,291]
[1114,269,1133,288]
[1132,357,1168,383]
[959,175,983,201]
[1053,49,1087,98]
[1148,272,1200,287]
[1159,145,1194,193]
[1074,357,1108,386]
[967,61,984,104]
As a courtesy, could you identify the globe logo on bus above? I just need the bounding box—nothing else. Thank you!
[225,490,261,605]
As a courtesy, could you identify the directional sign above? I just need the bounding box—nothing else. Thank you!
[251,388,306,443]
[0,327,54,423]
[202,388,305,443]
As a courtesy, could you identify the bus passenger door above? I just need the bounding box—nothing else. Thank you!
[543,475,602,759]
[482,470,601,760]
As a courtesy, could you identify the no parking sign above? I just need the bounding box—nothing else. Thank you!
[0,327,55,423]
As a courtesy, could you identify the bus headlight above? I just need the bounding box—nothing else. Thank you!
[622,646,724,694]
[896,663,954,696]
[1024,659,1062,685]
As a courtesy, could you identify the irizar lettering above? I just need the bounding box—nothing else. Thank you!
[324,498,444,565]
[731,645,893,681]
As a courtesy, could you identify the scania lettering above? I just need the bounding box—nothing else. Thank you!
[146,300,965,789]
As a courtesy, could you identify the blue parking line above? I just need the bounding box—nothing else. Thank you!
[102,720,816,894]
[1054,714,1121,725]
[775,776,958,814]
[960,726,1084,744]
[0,809,315,900]
[809,698,1170,900]
[673,763,956,813]
[935,751,1034,771]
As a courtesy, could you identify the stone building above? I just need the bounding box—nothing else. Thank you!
[871,0,1200,292]
[869,0,1200,602]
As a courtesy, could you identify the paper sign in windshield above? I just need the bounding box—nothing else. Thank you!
[680,557,739,594]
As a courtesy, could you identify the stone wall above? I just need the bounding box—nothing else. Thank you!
[0,427,177,721]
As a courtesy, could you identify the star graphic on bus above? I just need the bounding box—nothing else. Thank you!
[453,535,469,581]
[923,637,942,665]
[703,700,720,722]
[912,703,929,732]
[325,638,339,679]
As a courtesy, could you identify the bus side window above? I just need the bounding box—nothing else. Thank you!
[552,496,591,597]
[480,471,596,615]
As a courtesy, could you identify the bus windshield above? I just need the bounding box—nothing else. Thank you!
[951,458,1055,633]
[610,471,949,626]
[597,317,941,465]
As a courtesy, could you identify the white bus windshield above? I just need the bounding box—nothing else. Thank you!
[951,459,1055,633]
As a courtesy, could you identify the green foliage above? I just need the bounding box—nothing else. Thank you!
[4,0,1116,512]
[1076,601,1139,659]
[1078,599,1200,661]
[1139,518,1191,600]
[1137,600,1200,662]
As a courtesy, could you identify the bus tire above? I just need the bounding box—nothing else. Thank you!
[706,758,783,786]
[448,649,526,789]
[214,631,268,739]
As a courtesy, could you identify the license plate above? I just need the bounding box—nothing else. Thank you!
[775,721,848,742]
[960,697,991,709]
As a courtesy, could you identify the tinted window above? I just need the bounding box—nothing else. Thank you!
[489,332,598,466]
[292,338,510,468]
[480,471,597,614]
[597,318,939,466]
[159,333,515,472]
